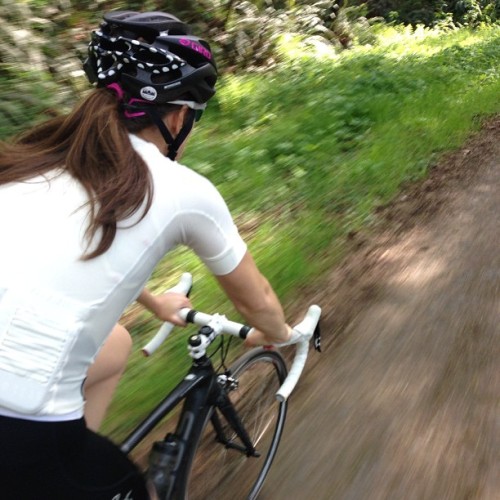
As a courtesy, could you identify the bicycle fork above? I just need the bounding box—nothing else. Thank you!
[211,381,260,458]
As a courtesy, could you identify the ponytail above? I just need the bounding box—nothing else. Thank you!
[0,89,154,259]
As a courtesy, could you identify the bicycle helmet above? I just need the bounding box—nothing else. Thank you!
[83,11,218,160]
[84,10,217,104]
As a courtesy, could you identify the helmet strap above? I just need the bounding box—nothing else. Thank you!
[146,107,196,161]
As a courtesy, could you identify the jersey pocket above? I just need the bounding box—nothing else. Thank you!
[0,288,84,414]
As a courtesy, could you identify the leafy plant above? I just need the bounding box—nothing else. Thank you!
[347,0,500,27]
[0,1,90,139]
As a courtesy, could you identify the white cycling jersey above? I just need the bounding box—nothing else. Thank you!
[0,134,247,419]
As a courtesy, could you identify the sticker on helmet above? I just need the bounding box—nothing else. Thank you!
[179,38,212,60]
[140,86,157,101]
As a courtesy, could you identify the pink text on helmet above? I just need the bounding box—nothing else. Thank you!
[179,38,212,60]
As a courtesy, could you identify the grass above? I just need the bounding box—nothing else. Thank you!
[103,24,500,440]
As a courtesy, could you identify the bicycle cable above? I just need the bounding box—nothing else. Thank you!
[208,335,234,373]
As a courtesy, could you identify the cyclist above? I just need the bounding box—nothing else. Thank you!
[0,10,291,500]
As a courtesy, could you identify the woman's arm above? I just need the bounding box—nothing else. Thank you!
[216,251,292,346]
[137,252,290,345]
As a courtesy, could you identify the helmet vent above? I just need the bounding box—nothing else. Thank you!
[84,10,218,104]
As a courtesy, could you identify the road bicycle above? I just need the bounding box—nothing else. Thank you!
[119,273,321,500]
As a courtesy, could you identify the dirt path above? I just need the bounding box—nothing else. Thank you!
[258,118,499,500]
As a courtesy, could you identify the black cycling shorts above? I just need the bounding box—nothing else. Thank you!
[0,415,150,500]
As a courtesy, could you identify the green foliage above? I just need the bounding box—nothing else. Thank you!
[194,26,498,224]
[211,1,289,69]
[0,0,387,139]
[1,2,499,441]
[0,72,64,138]
[349,0,500,27]
[0,0,87,138]
[99,24,500,440]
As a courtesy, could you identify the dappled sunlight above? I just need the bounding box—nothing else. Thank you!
[392,256,446,287]
[276,32,340,63]
[379,238,447,289]
[275,24,499,68]
[375,24,447,51]
[273,24,497,66]
[268,143,500,497]
[2,4,499,498]
[106,27,500,446]
[372,25,497,59]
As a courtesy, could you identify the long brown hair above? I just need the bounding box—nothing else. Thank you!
[0,88,174,259]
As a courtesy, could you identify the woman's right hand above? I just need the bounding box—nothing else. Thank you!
[137,289,192,326]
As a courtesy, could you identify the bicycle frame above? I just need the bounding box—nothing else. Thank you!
[117,283,320,499]
[119,337,258,485]
[119,359,213,455]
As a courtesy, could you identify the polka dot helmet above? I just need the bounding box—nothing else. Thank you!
[83,11,217,104]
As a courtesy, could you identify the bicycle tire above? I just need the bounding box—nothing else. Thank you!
[179,348,288,500]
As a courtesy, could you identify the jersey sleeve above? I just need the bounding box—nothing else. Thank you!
[173,173,247,275]
[128,134,248,276]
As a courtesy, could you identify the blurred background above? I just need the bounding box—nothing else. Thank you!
[1,2,499,480]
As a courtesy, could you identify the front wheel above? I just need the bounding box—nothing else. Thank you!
[183,348,288,500]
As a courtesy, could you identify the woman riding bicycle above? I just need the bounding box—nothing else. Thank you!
[0,11,291,499]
